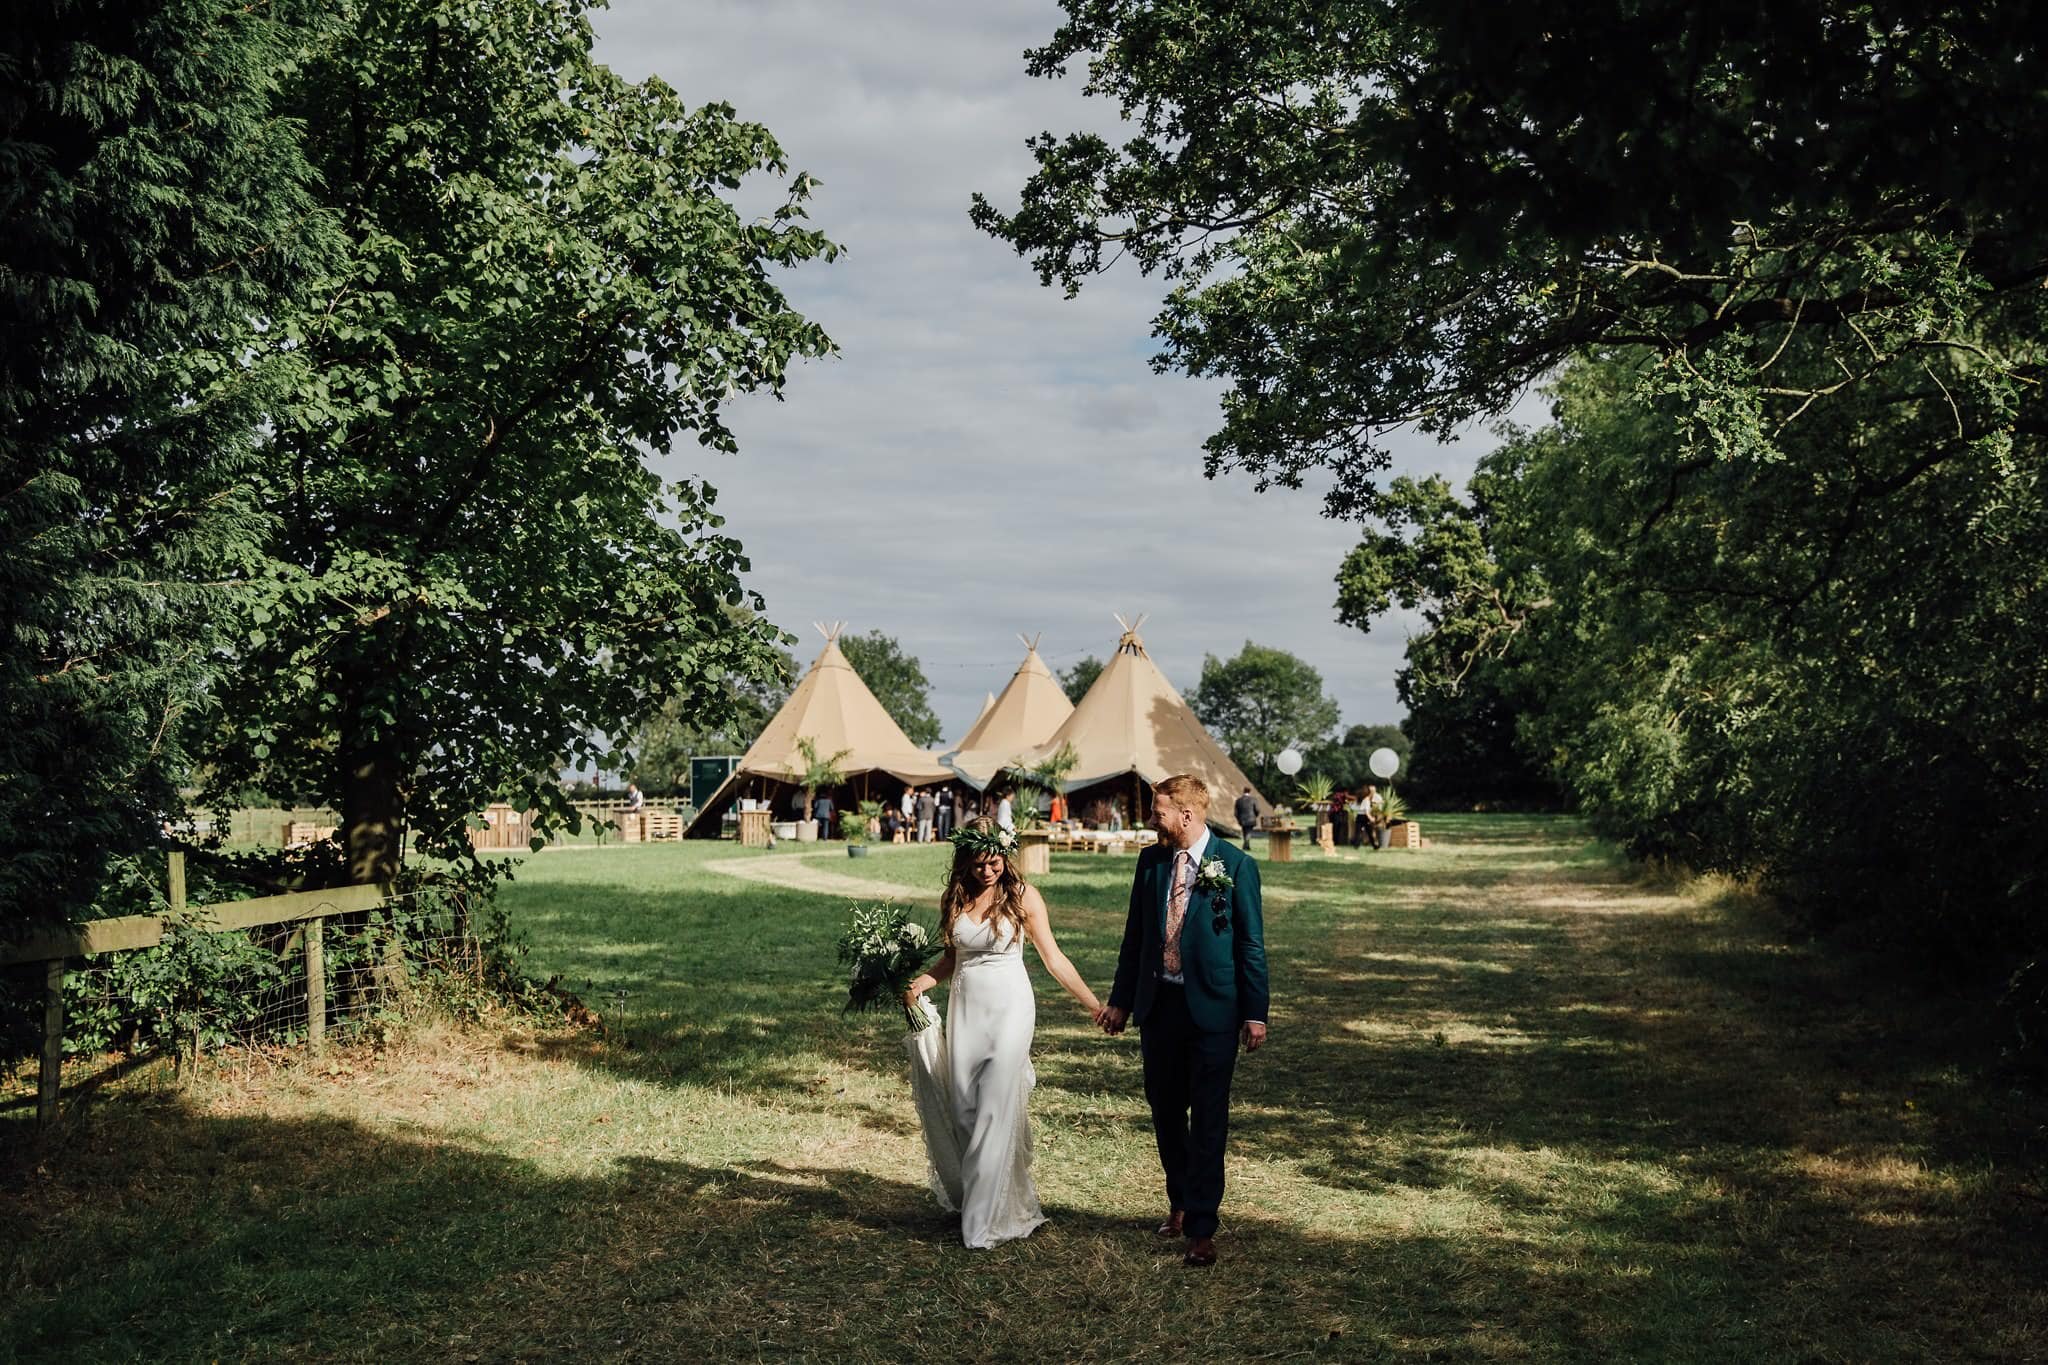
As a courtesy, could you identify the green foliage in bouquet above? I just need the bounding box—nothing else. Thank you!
[836,902,942,1029]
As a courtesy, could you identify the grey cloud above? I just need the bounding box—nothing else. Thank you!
[597,0,1505,740]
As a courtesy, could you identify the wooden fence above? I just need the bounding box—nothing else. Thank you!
[1,854,389,1130]
[566,799,691,837]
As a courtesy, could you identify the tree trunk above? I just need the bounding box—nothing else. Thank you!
[340,724,404,886]
[338,706,409,1015]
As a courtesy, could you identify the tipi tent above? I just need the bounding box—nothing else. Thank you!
[683,623,952,837]
[1017,615,1271,834]
[941,635,1076,790]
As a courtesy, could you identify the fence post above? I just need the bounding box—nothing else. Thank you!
[37,959,64,1128]
[306,918,326,1057]
[167,851,196,1082]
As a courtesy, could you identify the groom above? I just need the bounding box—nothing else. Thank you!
[1099,774,1269,1267]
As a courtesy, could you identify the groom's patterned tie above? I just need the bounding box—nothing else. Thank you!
[1163,849,1193,976]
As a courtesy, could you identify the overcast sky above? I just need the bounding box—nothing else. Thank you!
[594,0,1532,739]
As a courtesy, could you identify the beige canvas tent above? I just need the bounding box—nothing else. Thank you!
[941,635,1076,790]
[1016,615,1271,833]
[683,623,952,837]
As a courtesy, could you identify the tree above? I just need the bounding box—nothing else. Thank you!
[1189,642,1339,797]
[199,0,839,884]
[1306,724,1411,795]
[629,641,794,794]
[977,1,2046,520]
[1348,353,2046,960]
[1333,473,1558,809]
[1,1,340,932]
[838,630,943,747]
[979,1,2048,986]
[1057,655,1103,704]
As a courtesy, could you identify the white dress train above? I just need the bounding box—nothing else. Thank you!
[909,911,1045,1248]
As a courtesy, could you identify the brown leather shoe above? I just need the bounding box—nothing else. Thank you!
[1155,1210,1184,1239]
[1183,1235,1217,1267]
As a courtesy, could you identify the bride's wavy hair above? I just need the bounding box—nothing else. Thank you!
[939,815,1030,947]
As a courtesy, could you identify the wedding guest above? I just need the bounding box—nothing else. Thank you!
[996,790,1015,833]
[1233,786,1258,852]
[936,786,955,839]
[814,791,835,842]
[917,787,937,843]
[1358,785,1386,850]
[621,780,646,841]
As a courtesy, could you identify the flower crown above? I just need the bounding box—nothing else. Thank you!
[950,823,1018,859]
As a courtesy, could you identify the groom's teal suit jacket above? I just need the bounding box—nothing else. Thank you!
[1109,834,1269,1033]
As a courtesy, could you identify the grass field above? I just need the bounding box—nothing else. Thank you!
[4,815,2044,1362]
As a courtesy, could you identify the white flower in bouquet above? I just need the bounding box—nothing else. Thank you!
[836,901,944,1030]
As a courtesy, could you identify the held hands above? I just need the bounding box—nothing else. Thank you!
[1088,1004,1261,1048]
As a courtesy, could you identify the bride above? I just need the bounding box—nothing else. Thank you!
[903,816,1103,1248]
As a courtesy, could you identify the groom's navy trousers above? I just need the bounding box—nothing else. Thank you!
[1139,981,1239,1241]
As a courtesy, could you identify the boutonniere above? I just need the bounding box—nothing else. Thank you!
[1195,857,1233,931]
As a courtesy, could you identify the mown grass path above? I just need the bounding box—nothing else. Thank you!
[4,815,2042,1361]
[702,847,927,900]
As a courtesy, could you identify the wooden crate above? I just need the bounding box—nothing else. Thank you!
[1387,820,1422,849]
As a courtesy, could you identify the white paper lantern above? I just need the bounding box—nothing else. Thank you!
[1276,748,1303,776]
[1369,747,1400,780]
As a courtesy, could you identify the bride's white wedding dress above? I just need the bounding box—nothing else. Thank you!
[908,910,1045,1248]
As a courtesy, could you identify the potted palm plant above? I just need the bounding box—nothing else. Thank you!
[1379,784,1418,848]
[1003,742,1078,875]
[839,802,883,858]
[795,735,849,844]
[1295,774,1336,850]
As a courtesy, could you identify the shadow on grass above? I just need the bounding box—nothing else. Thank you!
[0,1094,1647,1363]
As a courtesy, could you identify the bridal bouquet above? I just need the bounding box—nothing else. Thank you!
[837,902,944,1030]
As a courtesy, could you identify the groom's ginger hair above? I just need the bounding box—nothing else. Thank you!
[1154,774,1210,812]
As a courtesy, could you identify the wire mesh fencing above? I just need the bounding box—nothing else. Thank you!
[55,887,495,1072]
